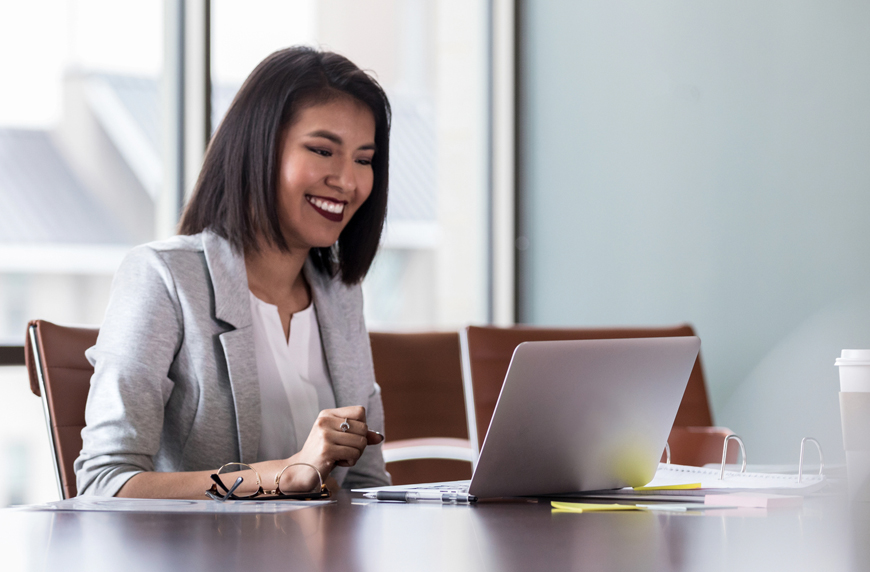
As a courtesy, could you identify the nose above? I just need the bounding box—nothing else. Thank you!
[326,156,357,194]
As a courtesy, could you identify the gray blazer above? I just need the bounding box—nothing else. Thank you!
[74,230,390,496]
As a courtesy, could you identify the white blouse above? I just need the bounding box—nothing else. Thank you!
[249,292,336,462]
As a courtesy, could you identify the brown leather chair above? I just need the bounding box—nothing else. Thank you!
[24,321,475,496]
[665,426,737,467]
[370,331,473,485]
[460,324,736,467]
[25,320,99,499]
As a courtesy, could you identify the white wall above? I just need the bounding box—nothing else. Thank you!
[520,0,870,463]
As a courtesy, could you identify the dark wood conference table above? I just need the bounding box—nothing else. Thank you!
[1,491,867,572]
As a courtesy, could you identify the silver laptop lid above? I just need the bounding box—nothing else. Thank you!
[468,336,700,498]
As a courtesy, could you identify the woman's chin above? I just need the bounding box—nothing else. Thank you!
[311,232,343,248]
[301,236,342,251]
[281,229,343,251]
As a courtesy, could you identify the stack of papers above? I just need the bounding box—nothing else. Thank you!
[640,463,826,493]
[552,492,805,513]
[554,463,826,503]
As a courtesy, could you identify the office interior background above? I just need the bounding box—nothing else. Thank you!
[0,0,867,506]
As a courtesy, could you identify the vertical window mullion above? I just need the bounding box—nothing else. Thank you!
[160,0,210,240]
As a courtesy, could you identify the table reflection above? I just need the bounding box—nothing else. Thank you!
[0,494,864,572]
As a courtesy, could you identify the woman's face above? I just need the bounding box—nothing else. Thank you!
[275,97,376,251]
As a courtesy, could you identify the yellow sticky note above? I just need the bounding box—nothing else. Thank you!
[633,483,702,491]
[550,501,641,513]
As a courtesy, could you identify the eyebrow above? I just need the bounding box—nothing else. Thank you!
[306,130,376,151]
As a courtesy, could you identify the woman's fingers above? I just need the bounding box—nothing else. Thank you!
[308,416,368,456]
[329,430,368,449]
[314,414,367,437]
[320,405,367,424]
[301,406,382,471]
[326,432,382,467]
[325,443,364,467]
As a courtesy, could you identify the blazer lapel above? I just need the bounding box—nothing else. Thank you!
[202,231,261,464]
[218,329,260,464]
[305,261,367,410]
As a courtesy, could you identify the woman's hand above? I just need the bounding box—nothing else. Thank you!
[281,406,384,491]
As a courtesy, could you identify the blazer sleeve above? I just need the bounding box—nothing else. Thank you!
[74,245,183,497]
[341,380,391,489]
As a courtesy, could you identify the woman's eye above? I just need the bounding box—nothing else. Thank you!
[308,146,332,157]
[356,158,373,166]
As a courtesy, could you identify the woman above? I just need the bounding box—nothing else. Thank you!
[74,47,392,498]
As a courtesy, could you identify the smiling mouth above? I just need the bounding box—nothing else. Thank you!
[306,195,346,222]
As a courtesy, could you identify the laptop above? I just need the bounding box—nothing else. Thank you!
[355,336,701,500]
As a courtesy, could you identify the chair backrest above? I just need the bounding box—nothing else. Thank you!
[24,325,473,496]
[460,324,713,455]
[24,320,98,499]
[369,331,471,484]
[666,426,737,467]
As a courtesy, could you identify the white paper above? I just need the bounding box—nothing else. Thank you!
[17,496,333,514]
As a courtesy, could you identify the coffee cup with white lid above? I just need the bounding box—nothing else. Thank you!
[836,350,870,501]
[835,349,870,392]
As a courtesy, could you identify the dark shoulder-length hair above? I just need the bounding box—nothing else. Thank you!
[179,46,390,285]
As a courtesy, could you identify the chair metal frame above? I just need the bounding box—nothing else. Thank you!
[382,438,474,464]
[370,331,474,482]
[28,322,66,500]
[459,329,482,463]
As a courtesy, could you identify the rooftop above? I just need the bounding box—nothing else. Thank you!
[0,128,128,245]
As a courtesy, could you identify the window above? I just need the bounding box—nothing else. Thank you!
[212,0,491,329]
[0,0,494,505]
[0,0,164,504]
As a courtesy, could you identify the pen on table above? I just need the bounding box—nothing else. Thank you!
[363,491,476,503]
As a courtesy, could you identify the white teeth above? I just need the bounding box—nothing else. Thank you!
[307,196,345,214]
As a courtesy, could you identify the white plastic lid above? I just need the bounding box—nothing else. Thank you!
[834,349,870,366]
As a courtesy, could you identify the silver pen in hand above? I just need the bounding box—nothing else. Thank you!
[363,491,476,503]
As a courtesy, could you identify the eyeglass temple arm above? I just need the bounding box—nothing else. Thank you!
[210,473,229,493]
[224,477,244,499]
[211,473,245,500]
